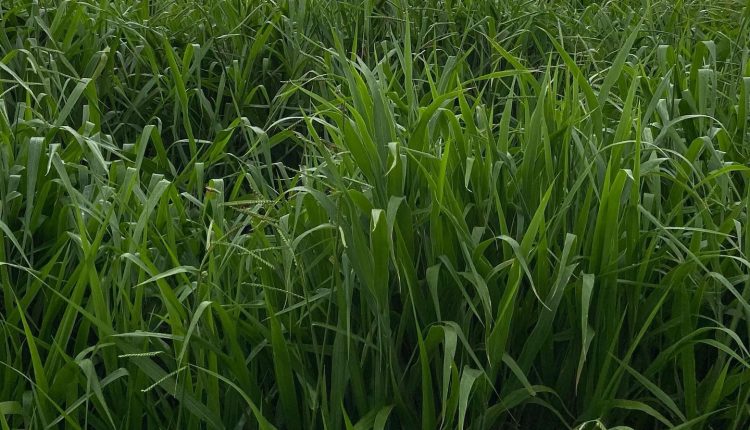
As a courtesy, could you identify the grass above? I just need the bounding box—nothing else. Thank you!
[1,0,749,428]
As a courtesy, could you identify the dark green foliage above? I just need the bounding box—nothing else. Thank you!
[1,0,749,429]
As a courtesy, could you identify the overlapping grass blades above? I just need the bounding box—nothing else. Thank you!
[1,0,749,428]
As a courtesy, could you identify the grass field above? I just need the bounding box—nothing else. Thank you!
[1,0,750,428]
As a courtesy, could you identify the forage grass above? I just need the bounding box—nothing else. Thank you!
[1,0,750,428]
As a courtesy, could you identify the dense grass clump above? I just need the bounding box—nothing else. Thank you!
[1,0,750,428]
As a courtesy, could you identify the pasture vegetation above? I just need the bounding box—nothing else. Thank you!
[1,0,750,428]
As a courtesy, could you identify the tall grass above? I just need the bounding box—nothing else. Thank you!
[1,0,749,428]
